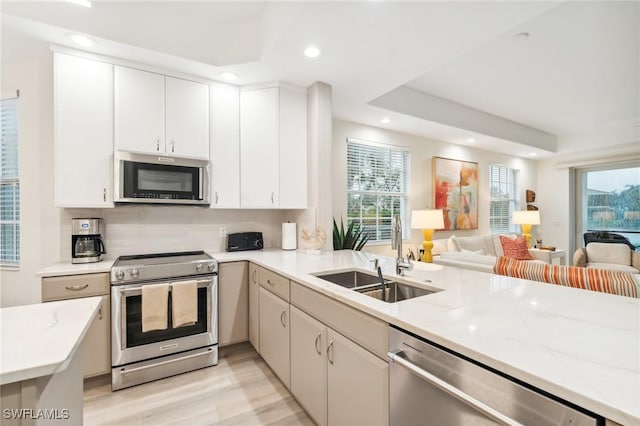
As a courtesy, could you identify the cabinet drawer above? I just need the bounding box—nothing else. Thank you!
[258,267,290,301]
[42,273,110,302]
[291,281,388,360]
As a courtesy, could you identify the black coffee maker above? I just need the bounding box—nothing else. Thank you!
[72,218,106,264]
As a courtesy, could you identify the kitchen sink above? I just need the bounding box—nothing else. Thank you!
[314,269,438,303]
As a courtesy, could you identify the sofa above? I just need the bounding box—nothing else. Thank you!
[573,242,640,274]
[432,234,549,273]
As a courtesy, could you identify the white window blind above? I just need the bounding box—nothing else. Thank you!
[489,164,516,234]
[346,139,409,241]
[1,96,19,266]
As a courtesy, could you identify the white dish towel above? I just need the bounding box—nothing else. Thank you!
[171,280,198,328]
[141,283,169,332]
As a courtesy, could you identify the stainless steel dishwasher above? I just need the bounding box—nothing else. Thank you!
[388,326,602,426]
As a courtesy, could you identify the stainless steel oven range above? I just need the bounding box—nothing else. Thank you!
[110,251,218,390]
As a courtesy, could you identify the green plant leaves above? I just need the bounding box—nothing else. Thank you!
[333,217,371,251]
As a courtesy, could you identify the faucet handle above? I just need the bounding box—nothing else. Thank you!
[370,258,379,270]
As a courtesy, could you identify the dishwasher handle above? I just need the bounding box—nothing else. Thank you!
[388,350,524,426]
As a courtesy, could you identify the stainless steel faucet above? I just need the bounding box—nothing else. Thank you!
[391,214,413,275]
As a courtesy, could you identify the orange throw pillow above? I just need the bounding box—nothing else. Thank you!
[499,235,533,260]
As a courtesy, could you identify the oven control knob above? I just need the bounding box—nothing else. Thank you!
[130,269,139,279]
[115,270,125,281]
[196,263,204,272]
[207,263,215,272]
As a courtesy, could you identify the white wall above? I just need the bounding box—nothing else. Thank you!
[332,120,539,253]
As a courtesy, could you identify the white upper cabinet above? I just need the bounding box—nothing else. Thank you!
[210,83,240,208]
[114,66,209,160]
[54,52,114,208]
[240,84,307,209]
[165,76,209,159]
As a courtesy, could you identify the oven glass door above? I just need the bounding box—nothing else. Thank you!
[122,160,202,201]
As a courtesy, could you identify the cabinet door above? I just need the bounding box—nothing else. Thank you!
[258,287,290,388]
[248,263,260,351]
[165,76,209,160]
[328,329,389,426]
[240,88,279,208]
[218,262,248,346]
[114,66,165,155]
[53,53,114,207]
[278,87,307,209]
[210,83,240,208]
[290,306,328,426]
[83,295,111,378]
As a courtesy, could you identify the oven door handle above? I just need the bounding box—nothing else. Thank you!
[118,278,213,295]
[120,348,214,375]
[388,350,523,426]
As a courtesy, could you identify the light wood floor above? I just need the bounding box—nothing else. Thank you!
[83,343,314,426]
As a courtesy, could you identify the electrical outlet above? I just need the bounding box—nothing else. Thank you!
[219,227,227,237]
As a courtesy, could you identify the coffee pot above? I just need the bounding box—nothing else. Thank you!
[71,218,106,264]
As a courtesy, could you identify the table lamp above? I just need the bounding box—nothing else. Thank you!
[411,209,445,262]
[512,210,540,248]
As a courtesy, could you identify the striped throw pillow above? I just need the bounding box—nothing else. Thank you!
[499,235,533,260]
[493,256,640,298]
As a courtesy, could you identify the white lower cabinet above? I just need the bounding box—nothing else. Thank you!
[327,328,389,426]
[258,287,290,388]
[290,306,328,426]
[290,305,389,426]
[248,263,260,351]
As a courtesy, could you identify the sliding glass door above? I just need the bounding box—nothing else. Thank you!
[575,162,640,250]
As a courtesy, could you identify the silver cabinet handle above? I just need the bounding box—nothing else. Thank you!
[271,192,275,204]
[98,305,103,320]
[156,138,160,151]
[215,191,219,204]
[388,351,523,426]
[280,310,287,327]
[252,270,257,283]
[103,186,107,202]
[327,340,334,364]
[315,333,322,355]
[267,279,275,286]
[65,284,88,291]
[171,139,175,153]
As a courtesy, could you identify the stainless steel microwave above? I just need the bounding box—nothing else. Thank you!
[114,151,210,205]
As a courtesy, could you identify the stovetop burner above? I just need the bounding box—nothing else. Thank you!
[111,250,217,284]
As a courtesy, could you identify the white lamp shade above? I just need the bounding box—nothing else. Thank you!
[411,209,445,230]
[512,210,540,225]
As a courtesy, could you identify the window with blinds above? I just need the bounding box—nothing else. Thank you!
[489,164,516,234]
[346,138,409,241]
[1,96,19,266]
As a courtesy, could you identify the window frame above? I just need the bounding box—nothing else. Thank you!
[346,138,410,243]
[489,163,517,235]
[1,95,20,267]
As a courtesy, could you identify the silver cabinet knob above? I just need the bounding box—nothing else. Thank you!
[130,269,139,278]
[196,263,204,272]
[115,271,125,281]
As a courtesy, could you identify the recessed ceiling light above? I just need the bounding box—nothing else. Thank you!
[380,117,391,124]
[304,45,321,58]
[466,138,476,143]
[513,32,530,42]
[65,0,91,7]
[220,72,238,82]
[67,33,94,47]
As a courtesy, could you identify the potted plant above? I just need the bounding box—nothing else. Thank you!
[333,218,371,250]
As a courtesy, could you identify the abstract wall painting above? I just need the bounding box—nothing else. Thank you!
[433,157,479,230]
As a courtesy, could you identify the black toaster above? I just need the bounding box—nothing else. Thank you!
[226,232,264,252]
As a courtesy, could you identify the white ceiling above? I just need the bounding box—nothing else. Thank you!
[2,1,638,159]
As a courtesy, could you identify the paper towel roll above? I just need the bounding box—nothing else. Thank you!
[282,223,297,250]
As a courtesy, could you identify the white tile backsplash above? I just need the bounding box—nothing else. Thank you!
[60,206,288,260]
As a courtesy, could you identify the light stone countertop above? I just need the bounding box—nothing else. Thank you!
[0,296,101,385]
[37,249,640,424]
